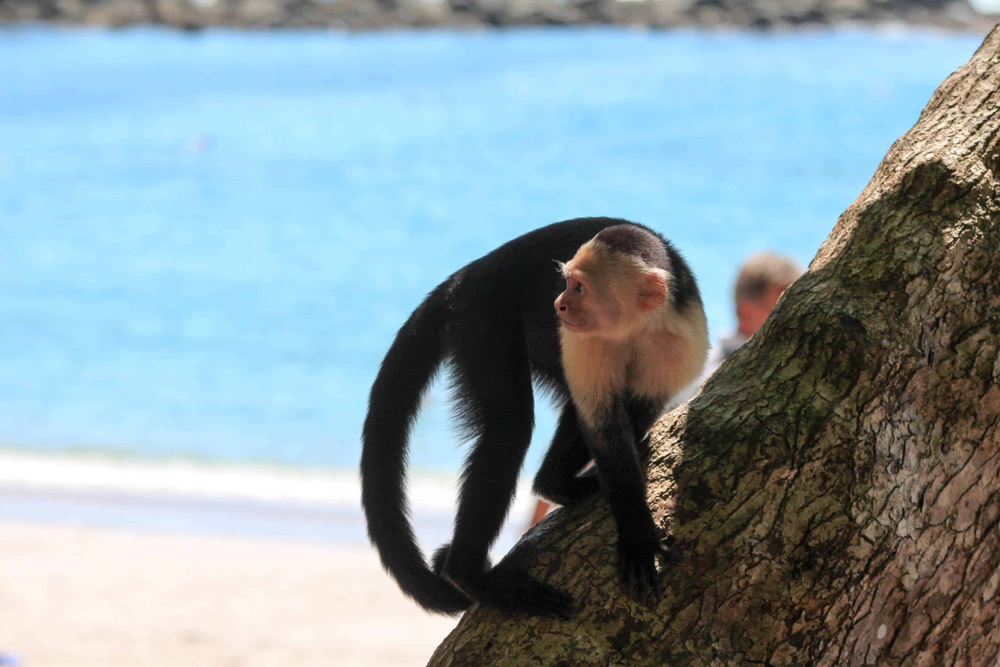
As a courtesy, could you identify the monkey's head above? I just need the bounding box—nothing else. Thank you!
[555,227,670,338]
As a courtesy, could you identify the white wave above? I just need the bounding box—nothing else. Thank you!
[0,450,539,516]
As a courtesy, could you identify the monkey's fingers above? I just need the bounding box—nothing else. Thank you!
[520,583,577,619]
[634,565,650,606]
[618,552,664,606]
[657,536,682,567]
[648,561,663,603]
[617,558,635,600]
[638,558,661,605]
[644,544,670,603]
[617,556,645,605]
[659,546,683,565]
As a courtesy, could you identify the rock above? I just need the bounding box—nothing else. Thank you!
[0,0,994,31]
[83,0,157,25]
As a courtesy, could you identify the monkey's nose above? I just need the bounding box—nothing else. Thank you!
[558,305,567,312]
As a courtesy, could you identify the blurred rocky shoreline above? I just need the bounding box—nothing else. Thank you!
[0,0,995,31]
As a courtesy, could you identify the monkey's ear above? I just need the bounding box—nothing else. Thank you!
[638,271,668,312]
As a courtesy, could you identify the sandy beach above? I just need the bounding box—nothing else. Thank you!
[0,519,458,667]
[0,453,546,666]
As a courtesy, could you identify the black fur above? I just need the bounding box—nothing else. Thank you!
[593,224,669,269]
[360,217,701,617]
[586,393,669,606]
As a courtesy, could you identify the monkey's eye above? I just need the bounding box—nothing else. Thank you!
[574,282,583,294]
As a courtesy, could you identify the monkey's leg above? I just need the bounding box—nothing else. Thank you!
[438,316,574,618]
[587,397,667,606]
[533,402,600,506]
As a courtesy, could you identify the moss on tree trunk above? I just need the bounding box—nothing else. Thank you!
[430,21,1000,667]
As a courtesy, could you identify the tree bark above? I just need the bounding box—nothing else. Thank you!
[429,22,1000,667]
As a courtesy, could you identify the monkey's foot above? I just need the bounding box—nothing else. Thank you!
[445,562,576,618]
[431,543,492,576]
[617,539,672,606]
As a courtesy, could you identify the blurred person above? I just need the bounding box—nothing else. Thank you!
[526,251,802,530]
[703,251,803,376]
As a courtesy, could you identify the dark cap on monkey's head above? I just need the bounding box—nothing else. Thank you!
[594,224,669,272]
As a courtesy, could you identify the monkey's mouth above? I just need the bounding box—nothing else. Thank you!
[558,314,588,332]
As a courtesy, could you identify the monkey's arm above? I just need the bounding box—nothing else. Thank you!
[585,397,666,604]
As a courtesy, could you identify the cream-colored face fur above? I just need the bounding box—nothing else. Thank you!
[553,264,621,334]
[554,240,668,338]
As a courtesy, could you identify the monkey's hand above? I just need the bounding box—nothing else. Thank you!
[616,530,675,606]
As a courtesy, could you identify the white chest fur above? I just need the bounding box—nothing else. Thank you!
[559,304,708,428]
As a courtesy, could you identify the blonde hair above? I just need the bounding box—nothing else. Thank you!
[734,252,803,303]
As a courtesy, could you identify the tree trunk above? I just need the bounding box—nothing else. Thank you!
[429,22,1000,667]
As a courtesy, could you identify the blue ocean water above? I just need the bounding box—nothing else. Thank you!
[0,27,982,472]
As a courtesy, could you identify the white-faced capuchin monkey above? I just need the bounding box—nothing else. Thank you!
[553,224,709,604]
[361,218,708,618]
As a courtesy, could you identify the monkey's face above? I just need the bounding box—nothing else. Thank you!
[554,269,622,335]
[557,238,671,338]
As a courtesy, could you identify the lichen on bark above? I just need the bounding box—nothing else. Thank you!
[430,22,1000,667]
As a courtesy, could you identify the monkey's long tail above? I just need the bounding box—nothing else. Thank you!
[360,285,471,615]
